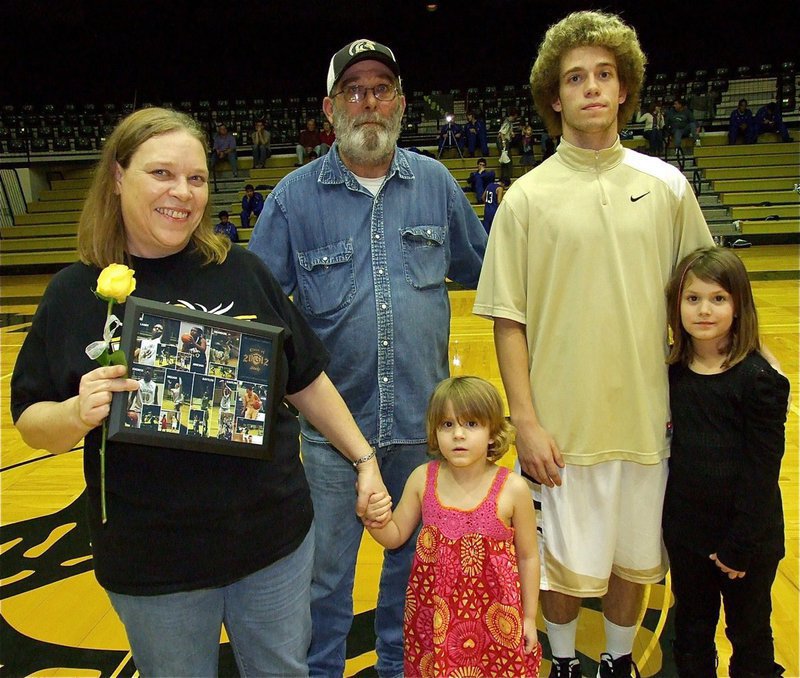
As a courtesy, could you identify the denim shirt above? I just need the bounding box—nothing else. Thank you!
[249,144,487,446]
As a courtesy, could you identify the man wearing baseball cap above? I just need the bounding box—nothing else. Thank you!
[249,38,487,677]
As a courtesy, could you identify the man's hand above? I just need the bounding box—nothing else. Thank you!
[515,420,564,487]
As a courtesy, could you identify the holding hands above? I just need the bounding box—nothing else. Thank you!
[363,490,393,527]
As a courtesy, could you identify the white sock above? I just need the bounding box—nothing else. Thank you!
[544,615,578,659]
[604,616,637,659]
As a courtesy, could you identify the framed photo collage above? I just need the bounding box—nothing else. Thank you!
[109,297,283,460]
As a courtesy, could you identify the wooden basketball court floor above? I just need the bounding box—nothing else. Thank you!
[1,245,798,677]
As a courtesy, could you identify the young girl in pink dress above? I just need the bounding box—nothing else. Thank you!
[365,376,542,677]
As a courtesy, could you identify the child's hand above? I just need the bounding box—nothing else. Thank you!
[710,553,746,579]
[362,491,392,527]
[522,617,538,654]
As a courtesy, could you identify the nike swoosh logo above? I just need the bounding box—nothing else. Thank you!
[630,192,650,202]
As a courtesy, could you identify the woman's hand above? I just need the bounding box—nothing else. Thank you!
[77,364,140,430]
[354,458,390,528]
[15,364,139,454]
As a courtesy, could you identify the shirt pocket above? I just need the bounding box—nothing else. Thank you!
[296,239,356,316]
[400,225,447,290]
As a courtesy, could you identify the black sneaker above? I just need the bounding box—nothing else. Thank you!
[549,656,582,678]
[597,652,641,678]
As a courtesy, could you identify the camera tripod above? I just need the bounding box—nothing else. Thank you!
[437,122,463,159]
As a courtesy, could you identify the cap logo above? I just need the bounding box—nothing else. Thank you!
[349,39,376,56]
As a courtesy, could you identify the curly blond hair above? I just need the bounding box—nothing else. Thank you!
[530,10,646,137]
[426,376,514,463]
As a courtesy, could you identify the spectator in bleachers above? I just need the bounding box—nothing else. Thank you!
[437,113,464,154]
[728,99,755,144]
[467,158,496,203]
[665,98,699,154]
[209,123,238,177]
[498,123,513,183]
[638,102,665,156]
[521,123,535,167]
[295,117,322,166]
[688,86,712,134]
[318,120,336,155]
[214,210,239,242]
[251,119,271,169]
[482,176,508,234]
[497,107,523,155]
[464,110,489,156]
[240,184,264,229]
[754,102,793,142]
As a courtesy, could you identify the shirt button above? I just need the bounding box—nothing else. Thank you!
[383,340,389,346]
[381,303,387,310]
[383,377,389,383]
[322,256,328,262]
[374,234,380,240]
[426,229,432,235]
[377,268,384,275]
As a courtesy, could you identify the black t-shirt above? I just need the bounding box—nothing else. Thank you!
[663,352,789,571]
[11,245,329,594]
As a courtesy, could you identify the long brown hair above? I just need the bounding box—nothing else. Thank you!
[426,376,514,462]
[77,107,230,267]
[666,247,760,368]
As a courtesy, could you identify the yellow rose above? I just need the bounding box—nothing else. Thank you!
[96,263,136,304]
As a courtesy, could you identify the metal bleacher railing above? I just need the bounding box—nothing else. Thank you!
[0,169,27,228]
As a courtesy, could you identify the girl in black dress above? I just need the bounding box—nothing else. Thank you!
[664,247,790,678]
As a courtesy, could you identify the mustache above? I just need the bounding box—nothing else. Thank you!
[351,113,388,127]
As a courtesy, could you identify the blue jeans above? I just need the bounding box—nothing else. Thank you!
[672,122,697,151]
[253,144,269,167]
[303,437,428,678]
[107,527,313,677]
[209,149,238,176]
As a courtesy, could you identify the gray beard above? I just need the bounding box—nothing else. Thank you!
[332,104,403,168]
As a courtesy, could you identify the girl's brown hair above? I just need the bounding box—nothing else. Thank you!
[77,107,230,268]
[666,247,760,368]
[426,376,514,462]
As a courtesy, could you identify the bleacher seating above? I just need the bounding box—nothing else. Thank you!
[0,58,796,159]
[1,61,797,273]
[2,137,797,275]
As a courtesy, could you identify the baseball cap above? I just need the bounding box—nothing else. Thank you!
[326,39,400,95]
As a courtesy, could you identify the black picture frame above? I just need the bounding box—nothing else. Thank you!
[108,296,284,460]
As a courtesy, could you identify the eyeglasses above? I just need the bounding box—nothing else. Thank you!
[332,83,399,103]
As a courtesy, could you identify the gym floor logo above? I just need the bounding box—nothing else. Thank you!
[0,487,241,675]
[1,485,675,676]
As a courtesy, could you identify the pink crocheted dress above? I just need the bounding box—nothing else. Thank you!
[404,461,542,677]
